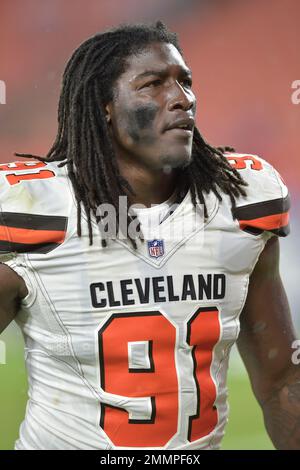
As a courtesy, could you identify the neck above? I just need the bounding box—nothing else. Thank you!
[118,159,178,208]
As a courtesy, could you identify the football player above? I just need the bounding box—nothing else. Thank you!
[0,21,299,450]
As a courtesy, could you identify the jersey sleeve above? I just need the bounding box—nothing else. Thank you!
[0,160,70,260]
[226,153,290,237]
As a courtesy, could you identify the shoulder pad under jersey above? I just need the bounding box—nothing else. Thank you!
[0,160,71,257]
[225,152,290,237]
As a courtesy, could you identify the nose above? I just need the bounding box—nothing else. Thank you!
[167,81,196,112]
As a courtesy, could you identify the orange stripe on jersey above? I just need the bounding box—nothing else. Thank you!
[239,211,289,231]
[0,225,66,245]
[233,195,290,236]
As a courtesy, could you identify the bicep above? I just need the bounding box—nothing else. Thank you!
[237,236,297,404]
[0,263,28,334]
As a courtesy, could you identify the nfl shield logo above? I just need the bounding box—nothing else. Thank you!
[147,239,164,258]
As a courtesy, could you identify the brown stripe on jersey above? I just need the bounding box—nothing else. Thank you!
[0,212,68,254]
[233,195,290,221]
[0,212,67,231]
[0,240,62,254]
[233,195,290,237]
[241,223,290,237]
[270,224,290,237]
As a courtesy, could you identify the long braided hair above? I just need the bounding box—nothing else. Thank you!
[15,21,247,248]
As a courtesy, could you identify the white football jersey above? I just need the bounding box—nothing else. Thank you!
[0,154,290,450]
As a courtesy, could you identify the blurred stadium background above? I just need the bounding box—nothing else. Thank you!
[0,0,299,450]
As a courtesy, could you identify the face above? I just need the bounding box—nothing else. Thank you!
[106,42,196,172]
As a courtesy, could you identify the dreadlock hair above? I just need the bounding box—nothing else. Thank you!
[15,21,247,248]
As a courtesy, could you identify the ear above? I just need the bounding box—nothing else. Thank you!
[105,103,112,124]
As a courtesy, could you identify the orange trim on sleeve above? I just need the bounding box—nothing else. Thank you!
[0,225,66,245]
[239,211,289,231]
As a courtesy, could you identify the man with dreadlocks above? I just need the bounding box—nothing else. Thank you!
[0,21,299,451]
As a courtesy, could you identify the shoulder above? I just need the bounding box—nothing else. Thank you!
[0,159,67,186]
[0,159,68,192]
[0,160,72,256]
[225,152,290,237]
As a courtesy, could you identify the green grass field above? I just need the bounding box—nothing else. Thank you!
[0,324,274,450]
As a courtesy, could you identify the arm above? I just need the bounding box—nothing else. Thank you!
[0,263,28,334]
[237,236,300,450]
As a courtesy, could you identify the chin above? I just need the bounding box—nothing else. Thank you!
[160,151,192,170]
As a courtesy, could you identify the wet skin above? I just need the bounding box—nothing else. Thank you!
[105,42,196,206]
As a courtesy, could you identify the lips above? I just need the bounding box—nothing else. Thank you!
[166,127,193,137]
[164,117,195,132]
